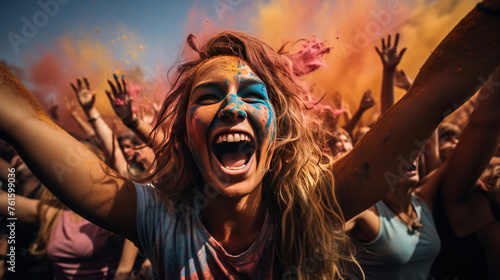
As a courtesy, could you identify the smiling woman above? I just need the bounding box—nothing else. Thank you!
[0,1,500,279]
[141,32,350,278]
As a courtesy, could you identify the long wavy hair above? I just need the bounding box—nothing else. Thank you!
[143,30,357,279]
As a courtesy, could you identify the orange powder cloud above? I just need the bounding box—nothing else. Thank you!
[26,27,152,135]
[251,0,476,124]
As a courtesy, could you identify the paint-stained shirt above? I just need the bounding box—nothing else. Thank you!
[134,182,279,279]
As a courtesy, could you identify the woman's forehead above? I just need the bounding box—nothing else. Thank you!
[193,56,260,85]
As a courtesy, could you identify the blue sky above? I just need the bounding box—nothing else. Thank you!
[0,0,259,69]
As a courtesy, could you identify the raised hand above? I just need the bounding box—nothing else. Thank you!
[139,105,156,125]
[105,74,135,123]
[71,77,96,112]
[359,89,375,111]
[395,69,413,91]
[64,96,78,117]
[375,33,407,70]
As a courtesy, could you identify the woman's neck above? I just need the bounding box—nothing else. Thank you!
[200,184,266,255]
[383,182,414,213]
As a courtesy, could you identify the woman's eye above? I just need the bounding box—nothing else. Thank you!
[196,94,221,104]
[242,92,265,102]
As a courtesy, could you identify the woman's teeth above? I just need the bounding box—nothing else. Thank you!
[215,133,250,144]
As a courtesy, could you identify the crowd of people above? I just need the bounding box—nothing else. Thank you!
[1,1,500,279]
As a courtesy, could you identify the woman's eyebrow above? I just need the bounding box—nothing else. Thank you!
[192,81,226,93]
[239,79,266,91]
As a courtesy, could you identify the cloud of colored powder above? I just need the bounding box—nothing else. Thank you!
[251,0,477,125]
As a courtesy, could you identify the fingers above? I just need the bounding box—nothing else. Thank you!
[105,90,114,103]
[107,79,118,97]
[375,46,382,56]
[113,73,122,93]
[83,77,91,91]
[387,34,391,48]
[70,82,78,94]
[381,37,386,50]
[394,33,400,48]
[121,76,127,94]
[77,78,83,92]
[399,47,407,58]
[364,89,372,98]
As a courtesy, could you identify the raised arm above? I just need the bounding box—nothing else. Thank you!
[376,33,407,114]
[64,96,101,147]
[0,65,138,243]
[334,2,500,220]
[71,78,129,177]
[343,89,375,135]
[441,66,500,237]
[105,75,159,147]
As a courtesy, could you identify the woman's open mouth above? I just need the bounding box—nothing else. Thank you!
[212,132,256,170]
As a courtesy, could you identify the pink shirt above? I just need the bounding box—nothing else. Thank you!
[46,209,122,279]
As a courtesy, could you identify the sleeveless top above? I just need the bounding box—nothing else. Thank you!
[46,209,122,279]
[351,194,441,280]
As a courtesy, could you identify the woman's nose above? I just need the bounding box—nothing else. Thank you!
[218,94,247,121]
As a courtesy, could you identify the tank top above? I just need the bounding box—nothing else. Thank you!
[351,194,441,280]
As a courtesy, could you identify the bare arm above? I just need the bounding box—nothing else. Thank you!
[71,78,129,177]
[0,189,39,224]
[422,129,442,176]
[105,76,160,147]
[65,97,101,147]
[343,89,375,135]
[334,3,500,220]
[0,65,138,243]
[376,33,407,114]
[0,158,10,181]
[114,239,140,280]
[441,66,500,237]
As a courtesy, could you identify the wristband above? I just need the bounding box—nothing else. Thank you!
[476,3,500,17]
[124,115,140,129]
[88,114,100,123]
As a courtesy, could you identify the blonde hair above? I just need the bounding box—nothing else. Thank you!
[143,30,356,279]
[30,187,64,256]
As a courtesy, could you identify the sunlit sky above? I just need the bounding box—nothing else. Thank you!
[0,0,478,133]
[0,0,260,68]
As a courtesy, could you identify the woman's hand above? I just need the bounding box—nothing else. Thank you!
[139,105,156,125]
[64,96,79,117]
[395,69,413,91]
[375,33,407,70]
[71,77,96,113]
[105,74,136,124]
[359,89,375,111]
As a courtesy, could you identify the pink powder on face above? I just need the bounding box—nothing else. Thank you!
[285,38,331,76]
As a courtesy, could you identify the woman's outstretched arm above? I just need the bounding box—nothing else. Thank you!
[0,64,138,244]
[334,1,500,220]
